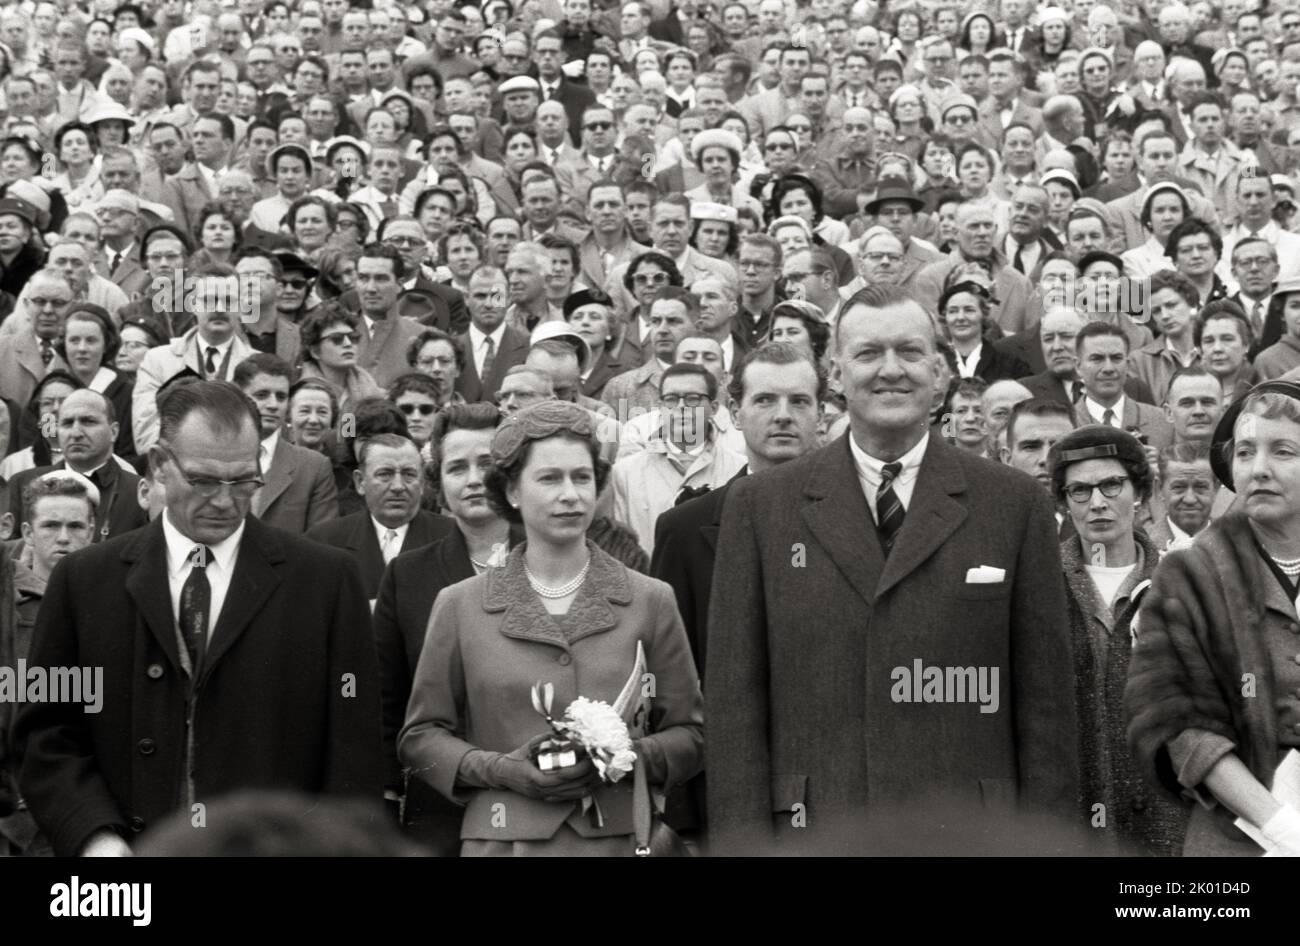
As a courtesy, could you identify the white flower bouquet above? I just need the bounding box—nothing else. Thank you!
[530,682,637,784]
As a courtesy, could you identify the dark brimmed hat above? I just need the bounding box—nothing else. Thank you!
[274,251,319,278]
[1210,380,1300,490]
[1048,424,1153,504]
[0,196,37,226]
[562,287,614,318]
[865,178,924,214]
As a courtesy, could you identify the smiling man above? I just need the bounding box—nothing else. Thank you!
[706,284,1078,854]
[16,381,381,856]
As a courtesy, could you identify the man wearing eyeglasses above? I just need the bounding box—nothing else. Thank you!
[16,380,382,856]
[611,362,745,555]
[133,264,256,452]
[0,268,70,408]
[556,106,625,208]
[917,39,957,125]
[1217,172,1300,292]
[308,432,453,600]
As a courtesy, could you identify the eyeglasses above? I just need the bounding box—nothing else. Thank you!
[864,251,903,264]
[384,235,423,247]
[321,331,359,345]
[661,393,709,407]
[633,271,669,285]
[1234,256,1275,269]
[398,402,437,415]
[1063,476,1129,504]
[157,443,264,498]
[945,113,973,125]
[584,121,613,131]
[843,123,871,132]
[280,277,310,289]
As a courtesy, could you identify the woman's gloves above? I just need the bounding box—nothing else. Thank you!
[485,734,600,802]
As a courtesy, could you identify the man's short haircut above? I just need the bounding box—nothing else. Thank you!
[342,396,410,454]
[1004,398,1076,450]
[727,340,827,405]
[739,232,782,268]
[232,352,293,389]
[1157,440,1212,480]
[1230,234,1276,263]
[357,431,418,470]
[659,361,718,401]
[951,377,989,401]
[1147,268,1200,309]
[834,284,932,350]
[650,285,701,320]
[156,379,261,445]
[1075,319,1131,353]
[359,241,408,280]
[22,471,96,524]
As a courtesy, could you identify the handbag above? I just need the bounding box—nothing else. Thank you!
[633,752,691,857]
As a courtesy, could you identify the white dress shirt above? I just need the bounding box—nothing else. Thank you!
[468,322,507,378]
[1004,235,1042,275]
[198,336,235,379]
[848,430,929,521]
[1083,395,1126,427]
[719,334,736,373]
[260,428,279,478]
[163,510,243,644]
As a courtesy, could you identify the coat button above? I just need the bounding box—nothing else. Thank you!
[146,663,164,679]
[129,817,146,832]
[558,653,572,665]
[137,738,156,756]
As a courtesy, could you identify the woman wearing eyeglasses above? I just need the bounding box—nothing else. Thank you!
[298,304,384,414]
[1048,425,1188,855]
[885,85,928,164]
[399,400,703,856]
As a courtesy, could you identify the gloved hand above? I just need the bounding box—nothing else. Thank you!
[486,734,599,802]
[1261,806,1300,855]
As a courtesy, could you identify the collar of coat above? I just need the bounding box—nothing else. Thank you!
[1060,527,1159,633]
[480,539,632,648]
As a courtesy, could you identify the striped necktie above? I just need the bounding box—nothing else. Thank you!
[877,461,905,555]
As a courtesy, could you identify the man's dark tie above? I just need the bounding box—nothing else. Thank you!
[110,251,121,273]
[1071,379,1084,403]
[180,545,211,675]
[205,346,219,377]
[876,462,905,554]
[676,484,711,506]
[480,335,496,383]
[1013,242,1027,274]
[39,338,53,365]
[381,198,396,219]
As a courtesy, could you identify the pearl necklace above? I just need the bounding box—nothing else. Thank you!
[525,555,591,598]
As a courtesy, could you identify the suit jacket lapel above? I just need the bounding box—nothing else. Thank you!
[1124,398,1139,431]
[15,334,45,380]
[254,437,296,515]
[200,518,284,683]
[355,514,384,584]
[801,436,883,608]
[437,526,476,585]
[875,439,969,600]
[122,520,184,674]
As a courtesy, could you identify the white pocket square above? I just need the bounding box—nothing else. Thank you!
[965,566,1006,584]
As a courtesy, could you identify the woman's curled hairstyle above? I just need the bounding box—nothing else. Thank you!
[483,400,611,524]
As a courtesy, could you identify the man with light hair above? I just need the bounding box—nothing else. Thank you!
[1128,40,1167,109]
[1164,58,1209,148]
[1087,6,1131,75]
[1157,3,1216,88]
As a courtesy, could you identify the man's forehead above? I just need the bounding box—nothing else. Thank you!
[1165,460,1213,478]
[1169,375,1222,398]
[839,301,933,343]
[365,443,420,467]
[651,300,688,318]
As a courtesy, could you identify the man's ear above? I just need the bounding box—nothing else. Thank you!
[352,467,366,496]
[0,511,14,541]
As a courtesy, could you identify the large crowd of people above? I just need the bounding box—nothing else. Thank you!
[3,0,1300,859]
